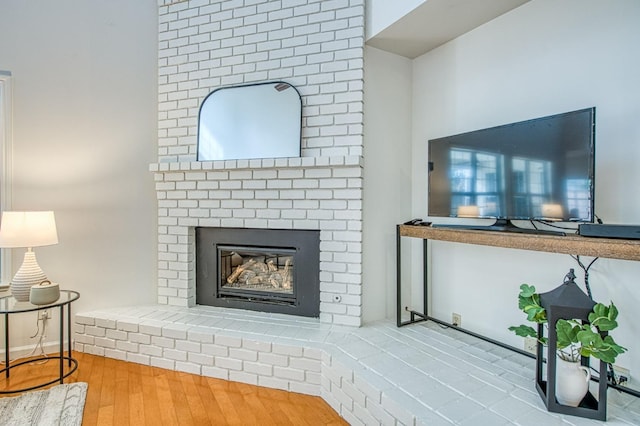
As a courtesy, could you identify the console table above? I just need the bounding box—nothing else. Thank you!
[0,290,80,394]
[396,224,640,327]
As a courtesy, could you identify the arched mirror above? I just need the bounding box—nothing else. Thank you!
[197,82,302,161]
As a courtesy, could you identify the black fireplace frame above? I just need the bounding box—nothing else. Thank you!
[196,227,320,317]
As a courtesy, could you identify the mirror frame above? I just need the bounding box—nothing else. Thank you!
[197,81,302,161]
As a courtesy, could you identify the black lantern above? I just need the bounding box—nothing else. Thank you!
[535,269,607,420]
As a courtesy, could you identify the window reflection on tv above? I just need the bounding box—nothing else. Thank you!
[428,108,595,223]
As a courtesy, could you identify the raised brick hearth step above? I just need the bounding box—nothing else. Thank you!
[74,306,640,425]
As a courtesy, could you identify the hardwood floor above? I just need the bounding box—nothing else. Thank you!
[1,352,347,425]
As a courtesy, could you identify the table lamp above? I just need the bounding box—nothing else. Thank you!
[0,211,58,302]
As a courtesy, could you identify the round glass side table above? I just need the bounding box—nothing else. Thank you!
[0,290,80,394]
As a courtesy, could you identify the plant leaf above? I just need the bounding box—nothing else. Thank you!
[577,327,602,346]
[518,284,536,298]
[509,325,537,338]
[591,303,607,319]
[593,348,617,364]
[556,320,579,349]
[608,302,619,321]
[595,318,618,331]
[603,335,627,355]
[589,302,619,331]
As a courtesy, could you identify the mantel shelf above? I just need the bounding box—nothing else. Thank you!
[399,225,640,262]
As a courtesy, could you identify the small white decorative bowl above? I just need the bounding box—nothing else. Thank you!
[29,280,60,305]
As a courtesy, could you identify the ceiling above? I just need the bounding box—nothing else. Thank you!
[366,0,530,59]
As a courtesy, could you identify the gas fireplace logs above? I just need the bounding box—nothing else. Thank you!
[225,255,293,291]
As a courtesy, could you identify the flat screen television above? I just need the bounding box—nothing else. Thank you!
[428,107,595,233]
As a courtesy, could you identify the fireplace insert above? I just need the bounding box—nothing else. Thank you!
[196,227,320,317]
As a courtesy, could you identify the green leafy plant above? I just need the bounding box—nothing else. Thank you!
[509,284,627,364]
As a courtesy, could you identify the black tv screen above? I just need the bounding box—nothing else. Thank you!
[428,108,595,225]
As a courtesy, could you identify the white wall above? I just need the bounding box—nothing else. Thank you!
[362,46,413,322]
[365,0,425,40]
[412,0,640,375]
[0,0,158,346]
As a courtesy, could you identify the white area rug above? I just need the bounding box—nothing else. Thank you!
[0,382,87,426]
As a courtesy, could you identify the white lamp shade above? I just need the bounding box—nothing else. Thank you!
[0,211,59,248]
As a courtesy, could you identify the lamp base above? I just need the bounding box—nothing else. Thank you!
[10,250,47,302]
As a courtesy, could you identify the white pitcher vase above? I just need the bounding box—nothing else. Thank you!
[556,356,591,407]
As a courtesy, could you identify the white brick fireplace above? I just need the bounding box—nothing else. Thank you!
[151,0,365,326]
[77,1,390,422]
[151,156,363,325]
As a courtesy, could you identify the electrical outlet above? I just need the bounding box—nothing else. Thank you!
[524,336,538,355]
[40,310,51,320]
[613,365,630,385]
[452,313,461,327]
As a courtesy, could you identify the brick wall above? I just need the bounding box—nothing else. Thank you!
[157,0,364,162]
[151,157,363,325]
[153,0,365,326]
[154,0,364,326]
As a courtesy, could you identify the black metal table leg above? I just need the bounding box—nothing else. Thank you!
[67,302,72,367]
[396,225,402,326]
[4,313,8,378]
[397,225,428,327]
[59,305,64,384]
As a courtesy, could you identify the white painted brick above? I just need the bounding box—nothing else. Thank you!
[202,365,229,380]
[341,410,365,426]
[304,347,323,360]
[290,381,321,396]
[188,352,214,366]
[126,352,151,366]
[83,345,105,357]
[85,326,106,337]
[151,357,175,370]
[176,361,201,375]
[187,328,214,343]
[243,361,273,376]
[151,336,175,349]
[342,379,366,407]
[105,328,128,341]
[380,391,415,426]
[116,320,140,333]
[331,384,354,411]
[75,334,94,345]
[215,335,241,348]
[258,352,289,367]
[202,343,228,357]
[94,337,116,349]
[140,345,163,357]
[75,314,96,326]
[215,356,243,371]
[95,317,117,329]
[228,347,258,362]
[162,324,189,339]
[306,371,322,386]
[104,348,127,361]
[163,349,187,361]
[328,359,355,383]
[364,399,395,425]
[279,190,305,200]
[116,340,139,353]
[273,366,305,382]
[332,314,361,327]
[258,376,289,391]
[229,371,259,385]
[129,333,152,345]
[176,339,200,353]
[290,357,321,373]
